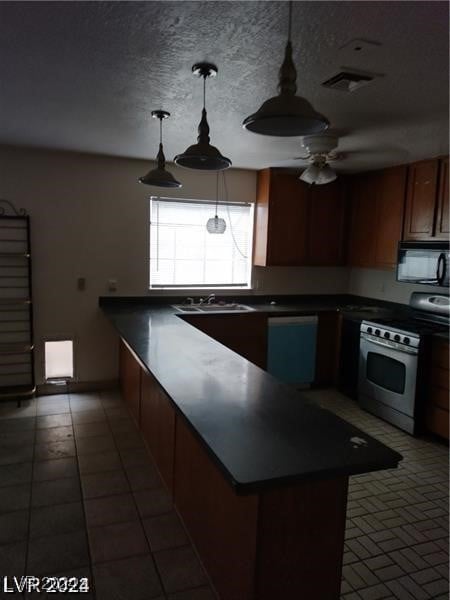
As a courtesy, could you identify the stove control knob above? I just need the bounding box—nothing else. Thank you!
[367,327,373,334]
[394,334,401,342]
[384,332,390,339]
[375,329,381,336]
[404,337,410,345]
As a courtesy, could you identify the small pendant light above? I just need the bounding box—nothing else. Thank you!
[206,173,226,233]
[242,2,329,136]
[174,63,231,171]
[139,110,182,188]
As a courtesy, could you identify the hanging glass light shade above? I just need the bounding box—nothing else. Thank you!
[206,173,226,233]
[242,2,329,136]
[174,63,231,171]
[139,110,182,188]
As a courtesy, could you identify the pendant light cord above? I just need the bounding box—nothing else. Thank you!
[288,0,292,41]
[159,117,162,145]
[215,172,219,217]
[223,172,248,259]
[203,76,206,110]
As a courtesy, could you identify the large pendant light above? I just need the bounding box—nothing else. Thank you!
[174,63,231,171]
[139,110,182,188]
[206,173,226,234]
[242,2,329,136]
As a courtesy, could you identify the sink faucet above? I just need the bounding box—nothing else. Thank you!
[185,297,195,305]
[206,293,216,304]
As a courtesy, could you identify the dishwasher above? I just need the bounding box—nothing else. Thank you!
[267,316,318,386]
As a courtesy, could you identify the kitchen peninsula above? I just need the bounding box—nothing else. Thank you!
[100,297,402,600]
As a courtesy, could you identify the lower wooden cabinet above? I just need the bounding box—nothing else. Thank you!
[315,312,342,386]
[119,340,141,423]
[140,371,176,494]
[425,337,449,440]
[184,313,268,369]
[119,335,349,600]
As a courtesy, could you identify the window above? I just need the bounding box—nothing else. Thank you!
[149,197,254,289]
[44,340,74,380]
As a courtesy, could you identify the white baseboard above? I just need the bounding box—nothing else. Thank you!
[36,379,119,396]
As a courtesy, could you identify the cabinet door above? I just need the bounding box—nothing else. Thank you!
[119,340,141,424]
[315,312,341,386]
[267,172,308,265]
[307,181,346,265]
[141,370,176,493]
[374,166,407,269]
[403,160,439,240]
[347,175,377,267]
[435,157,449,239]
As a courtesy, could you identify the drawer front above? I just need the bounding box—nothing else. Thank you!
[426,404,449,440]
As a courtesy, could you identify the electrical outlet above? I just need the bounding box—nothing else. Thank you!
[77,277,86,291]
[108,279,118,292]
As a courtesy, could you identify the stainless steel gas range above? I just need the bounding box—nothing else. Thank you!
[358,293,449,434]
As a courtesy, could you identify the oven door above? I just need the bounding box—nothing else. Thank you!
[358,334,418,418]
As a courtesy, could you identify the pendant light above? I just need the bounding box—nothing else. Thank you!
[206,173,226,233]
[139,110,182,188]
[174,63,231,171]
[242,2,329,136]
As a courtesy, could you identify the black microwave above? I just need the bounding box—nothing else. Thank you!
[397,241,449,287]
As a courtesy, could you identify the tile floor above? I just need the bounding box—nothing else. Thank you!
[0,388,447,600]
[305,389,449,600]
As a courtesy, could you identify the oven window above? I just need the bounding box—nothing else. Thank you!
[366,352,406,394]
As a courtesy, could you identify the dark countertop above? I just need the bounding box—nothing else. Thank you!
[100,296,402,494]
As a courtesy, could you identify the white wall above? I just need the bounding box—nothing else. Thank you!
[0,145,350,386]
[348,268,445,305]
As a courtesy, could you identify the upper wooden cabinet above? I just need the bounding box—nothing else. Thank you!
[403,157,449,241]
[253,169,346,267]
[254,169,308,266]
[435,157,449,239]
[347,166,407,269]
[375,167,408,268]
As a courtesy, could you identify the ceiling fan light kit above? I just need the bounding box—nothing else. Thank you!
[242,2,329,137]
[300,159,337,186]
[174,63,231,171]
[139,110,182,188]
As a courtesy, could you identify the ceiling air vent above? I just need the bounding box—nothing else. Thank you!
[322,70,375,93]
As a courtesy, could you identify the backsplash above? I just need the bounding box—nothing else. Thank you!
[348,268,447,305]
[253,266,349,296]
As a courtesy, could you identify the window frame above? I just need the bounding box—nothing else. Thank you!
[148,196,255,291]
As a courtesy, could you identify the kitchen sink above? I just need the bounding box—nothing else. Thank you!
[172,304,255,313]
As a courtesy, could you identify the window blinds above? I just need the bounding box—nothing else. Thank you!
[149,198,253,288]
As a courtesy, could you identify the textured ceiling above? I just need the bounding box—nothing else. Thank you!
[0,1,448,172]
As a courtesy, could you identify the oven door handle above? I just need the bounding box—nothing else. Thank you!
[436,252,447,286]
[360,333,418,354]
